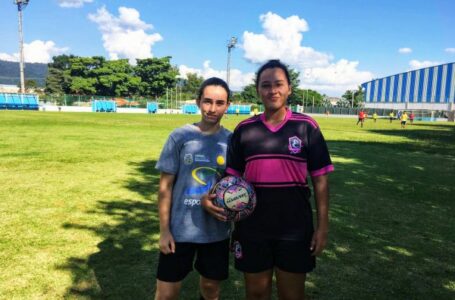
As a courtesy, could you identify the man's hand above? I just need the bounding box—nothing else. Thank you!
[159,229,175,254]
[310,228,328,256]
[201,193,228,222]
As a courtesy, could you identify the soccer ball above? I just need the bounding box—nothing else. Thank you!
[212,176,256,222]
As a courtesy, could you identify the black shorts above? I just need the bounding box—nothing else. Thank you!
[232,238,315,274]
[156,239,230,282]
[401,121,406,125]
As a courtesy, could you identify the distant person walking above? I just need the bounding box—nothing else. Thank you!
[409,112,415,125]
[373,112,378,123]
[357,110,366,127]
[389,111,395,123]
[400,111,408,128]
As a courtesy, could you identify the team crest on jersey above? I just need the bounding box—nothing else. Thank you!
[288,136,302,154]
[233,241,243,259]
[183,153,193,165]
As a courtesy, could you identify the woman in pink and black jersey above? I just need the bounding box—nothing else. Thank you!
[226,60,333,299]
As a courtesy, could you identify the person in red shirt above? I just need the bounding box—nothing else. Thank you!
[409,112,415,125]
[357,110,366,127]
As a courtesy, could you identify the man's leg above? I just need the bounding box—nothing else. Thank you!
[155,280,182,300]
[200,276,221,300]
[155,243,194,300]
[195,239,230,300]
[244,270,273,300]
[276,268,307,300]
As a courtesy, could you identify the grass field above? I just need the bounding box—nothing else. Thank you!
[1,111,454,299]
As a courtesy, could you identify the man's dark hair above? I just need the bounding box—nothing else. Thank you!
[197,77,231,101]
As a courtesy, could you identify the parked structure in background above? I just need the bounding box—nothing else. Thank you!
[361,62,455,118]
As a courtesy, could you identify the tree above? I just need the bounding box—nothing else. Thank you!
[134,56,179,98]
[181,73,204,99]
[342,86,364,107]
[92,59,139,96]
[287,67,301,104]
[45,54,76,94]
[240,83,260,103]
[24,79,37,92]
[70,76,97,95]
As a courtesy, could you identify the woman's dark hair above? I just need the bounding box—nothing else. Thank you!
[197,77,231,101]
[255,59,291,89]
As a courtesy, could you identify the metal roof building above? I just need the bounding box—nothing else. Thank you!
[361,62,455,111]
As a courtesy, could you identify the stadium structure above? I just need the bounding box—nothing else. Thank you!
[361,62,455,112]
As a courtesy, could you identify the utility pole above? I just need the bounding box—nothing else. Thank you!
[14,0,30,94]
[226,37,237,86]
[352,90,355,108]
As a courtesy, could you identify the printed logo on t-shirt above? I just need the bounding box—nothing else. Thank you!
[184,153,193,165]
[183,167,221,205]
[195,154,210,162]
[216,155,225,165]
[288,136,302,154]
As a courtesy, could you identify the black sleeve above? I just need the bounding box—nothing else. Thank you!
[226,128,245,177]
[307,126,334,177]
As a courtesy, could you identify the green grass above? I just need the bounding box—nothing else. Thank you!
[0,111,454,299]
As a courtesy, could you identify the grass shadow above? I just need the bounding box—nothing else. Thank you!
[57,126,455,299]
[58,160,162,299]
[306,139,455,299]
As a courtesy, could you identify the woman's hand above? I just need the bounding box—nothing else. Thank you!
[201,193,228,222]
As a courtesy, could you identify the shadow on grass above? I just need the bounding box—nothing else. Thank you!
[57,128,455,299]
[58,158,245,299]
[367,123,455,155]
[306,139,455,299]
[58,160,161,299]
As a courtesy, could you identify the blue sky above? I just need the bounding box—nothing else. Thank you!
[1,0,454,96]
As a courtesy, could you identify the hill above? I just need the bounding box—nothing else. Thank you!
[0,60,48,87]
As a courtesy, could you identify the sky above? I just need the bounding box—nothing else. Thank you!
[0,0,454,96]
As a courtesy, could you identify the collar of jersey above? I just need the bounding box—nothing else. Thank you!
[260,108,292,133]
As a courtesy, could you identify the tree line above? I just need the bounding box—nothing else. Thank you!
[44,54,363,106]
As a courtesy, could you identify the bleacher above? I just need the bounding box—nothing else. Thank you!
[0,93,39,110]
[147,102,158,113]
[91,100,117,112]
[227,104,251,115]
[182,104,199,114]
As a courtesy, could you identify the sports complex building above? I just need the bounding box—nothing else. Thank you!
[361,62,455,113]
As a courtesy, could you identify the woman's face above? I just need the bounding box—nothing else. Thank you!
[257,67,291,113]
[197,85,229,126]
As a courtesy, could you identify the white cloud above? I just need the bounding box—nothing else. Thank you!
[409,60,441,70]
[88,6,162,64]
[179,61,255,91]
[241,12,372,95]
[398,48,412,54]
[301,60,373,93]
[445,48,455,53]
[0,40,68,63]
[58,0,93,8]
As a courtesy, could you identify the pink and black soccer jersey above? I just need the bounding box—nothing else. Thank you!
[226,109,334,241]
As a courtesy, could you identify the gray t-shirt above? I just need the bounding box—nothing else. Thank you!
[156,124,231,243]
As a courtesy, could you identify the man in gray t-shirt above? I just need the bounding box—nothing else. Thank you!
[154,78,232,300]
[156,124,231,243]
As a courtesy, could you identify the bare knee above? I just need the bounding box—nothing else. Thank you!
[200,276,220,300]
[155,280,181,300]
[245,271,273,300]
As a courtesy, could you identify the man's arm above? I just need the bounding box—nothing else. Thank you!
[310,174,329,256]
[158,172,176,254]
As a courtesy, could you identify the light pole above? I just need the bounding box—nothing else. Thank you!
[14,0,30,94]
[226,37,237,86]
[351,90,356,108]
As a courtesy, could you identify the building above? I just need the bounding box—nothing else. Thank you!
[0,84,19,93]
[361,62,455,112]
